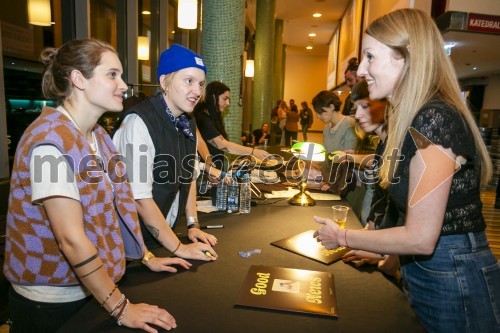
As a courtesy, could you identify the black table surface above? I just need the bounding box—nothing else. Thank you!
[60,199,424,333]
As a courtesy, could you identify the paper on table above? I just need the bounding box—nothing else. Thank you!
[196,199,218,213]
[264,187,340,201]
[250,169,279,184]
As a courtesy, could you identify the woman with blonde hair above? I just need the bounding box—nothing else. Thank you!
[314,9,498,332]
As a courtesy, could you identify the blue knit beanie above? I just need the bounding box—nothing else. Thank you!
[157,44,206,81]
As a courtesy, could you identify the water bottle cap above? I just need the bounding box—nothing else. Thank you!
[243,174,249,179]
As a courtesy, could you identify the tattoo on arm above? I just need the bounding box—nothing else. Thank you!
[73,253,98,269]
[208,135,230,152]
[79,264,103,279]
[146,224,160,239]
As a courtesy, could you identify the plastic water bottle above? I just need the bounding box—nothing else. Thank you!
[239,174,251,214]
[215,174,228,211]
[227,177,240,213]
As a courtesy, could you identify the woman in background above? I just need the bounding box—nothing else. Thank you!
[299,101,313,141]
[194,81,269,170]
[314,9,499,332]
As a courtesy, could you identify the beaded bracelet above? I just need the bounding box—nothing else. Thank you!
[117,299,130,326]
[109,294,126,317]
[172,240,181,255]
[100,285,118,307]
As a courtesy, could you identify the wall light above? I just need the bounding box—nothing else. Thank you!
[245,60,254,77]
[28,0,52,26]
[138,36,150,61]
[178,0,198,29]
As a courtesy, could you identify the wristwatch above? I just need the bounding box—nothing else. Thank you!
[141,251,155,265]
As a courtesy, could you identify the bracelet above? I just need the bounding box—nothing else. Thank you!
[345,229,350,248]
[109,294,126,317]
[172,240,181,255]
[112,295,127,319]
[117,299,130,326]
[141,251,155,265]
[187,222,200,229]
[187,216,200,229]
[100,285,118,307]
[186,216,198,224]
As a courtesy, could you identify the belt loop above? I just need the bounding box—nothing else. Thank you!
[467,232,477,251]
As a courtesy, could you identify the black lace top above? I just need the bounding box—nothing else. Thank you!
[388,100,485,235]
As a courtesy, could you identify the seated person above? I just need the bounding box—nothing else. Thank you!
[194,81,268,171]
[253,123,270,146]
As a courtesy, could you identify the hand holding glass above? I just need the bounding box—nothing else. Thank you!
[332,205,349,228]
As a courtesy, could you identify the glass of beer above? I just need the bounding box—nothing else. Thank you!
[332,205,349,228]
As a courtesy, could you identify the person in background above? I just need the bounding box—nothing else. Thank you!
[241,131,252,146]
[314,9,499,332]
[194,81,269,170]
[271,99,281,119]
[289,99,298,112]
[284,104,299,147]
[253,123,270,146]
[270,115,283,146]
[278,100,288,146]
[299,101,313,141]
[4,38,184,332]
[113,44,218,260]
[342,57,362,117]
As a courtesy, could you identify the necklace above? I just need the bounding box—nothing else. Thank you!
[60,105,97,152]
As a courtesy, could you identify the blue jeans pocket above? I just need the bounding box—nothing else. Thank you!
[482,261,500,325]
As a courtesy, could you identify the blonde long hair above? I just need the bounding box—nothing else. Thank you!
[367,9,492,187]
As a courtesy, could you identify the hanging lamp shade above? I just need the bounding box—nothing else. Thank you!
[137,36,150,61]
[245,60,254,77]
[177,0,198,29]
[28,0,52,26]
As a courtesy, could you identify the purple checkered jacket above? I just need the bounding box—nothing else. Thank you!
[3,107,144,286]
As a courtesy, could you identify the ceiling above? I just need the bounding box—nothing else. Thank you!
[245,0,500,82]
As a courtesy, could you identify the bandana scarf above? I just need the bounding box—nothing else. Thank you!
[158,93,195,141]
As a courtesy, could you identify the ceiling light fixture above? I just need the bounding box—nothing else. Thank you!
[308,33,316,37]
[142,10,151,15]
[472,67,477,71]
[306,46,313,50]
[312,13,322,18]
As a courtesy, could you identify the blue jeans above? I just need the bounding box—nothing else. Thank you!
[400,231,500,333]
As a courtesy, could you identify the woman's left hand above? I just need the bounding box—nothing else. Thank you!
[188,228,218,246]
[312,215,341,249]
[145,256,192,273]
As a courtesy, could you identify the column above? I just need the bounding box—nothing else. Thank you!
[273,19,283,106]
[252,0,276,130]
[202,0,245,143]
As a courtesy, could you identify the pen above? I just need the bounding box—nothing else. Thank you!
[201,225,224,229]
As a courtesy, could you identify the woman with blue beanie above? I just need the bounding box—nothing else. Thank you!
[114,44,218,261]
